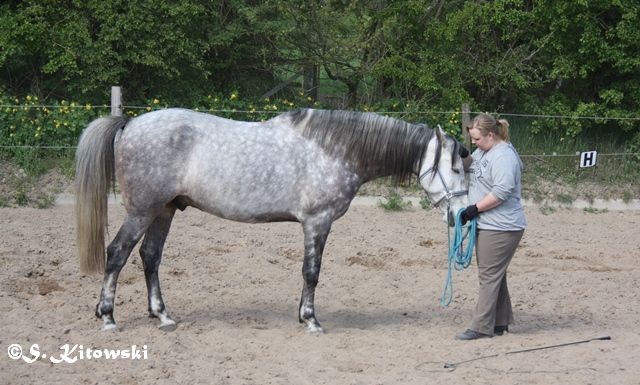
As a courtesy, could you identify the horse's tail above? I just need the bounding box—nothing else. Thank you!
[75,115,127,274]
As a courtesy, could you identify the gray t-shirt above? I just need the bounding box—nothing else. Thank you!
[468,141,527,231]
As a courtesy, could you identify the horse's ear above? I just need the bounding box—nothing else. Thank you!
[435,124,445,143]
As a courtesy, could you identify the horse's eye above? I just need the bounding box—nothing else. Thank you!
[451,168,461,174]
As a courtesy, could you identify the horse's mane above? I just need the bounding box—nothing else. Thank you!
[286,109,438,183]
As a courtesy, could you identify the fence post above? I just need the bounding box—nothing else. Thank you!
[111,86,123,117]
[461,103,471,149]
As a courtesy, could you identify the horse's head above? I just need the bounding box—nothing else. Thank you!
[418,125,468,225]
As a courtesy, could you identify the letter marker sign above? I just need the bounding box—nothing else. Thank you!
[579,151,598,168]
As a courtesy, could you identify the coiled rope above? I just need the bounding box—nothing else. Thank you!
[440,208,477,307]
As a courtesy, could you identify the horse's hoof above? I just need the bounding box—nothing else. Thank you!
[159,322,177,332]
[101,322,118,332]
[157,312,177,331]
[304,322,324,335]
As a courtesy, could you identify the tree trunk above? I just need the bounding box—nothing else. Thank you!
[302,65,319,101]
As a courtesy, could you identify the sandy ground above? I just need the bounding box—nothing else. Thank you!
[0,198,639,385]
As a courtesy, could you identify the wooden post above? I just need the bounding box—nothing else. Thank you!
[111,86,123,116]
[461,103,471,149]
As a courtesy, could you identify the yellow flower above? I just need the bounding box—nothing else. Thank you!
[146,106,152,111]
[230,92,238,100]
[85,103,92,110]
[26,95,32,101]
[153,98,160,104]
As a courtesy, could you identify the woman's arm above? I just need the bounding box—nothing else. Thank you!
[475,193,503,213]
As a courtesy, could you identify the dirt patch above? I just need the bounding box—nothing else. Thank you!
[1,203,638,384]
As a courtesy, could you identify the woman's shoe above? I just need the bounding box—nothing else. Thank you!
[494,325,509,336]
[455,329,492,340]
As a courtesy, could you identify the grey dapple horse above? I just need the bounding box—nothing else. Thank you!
[75,108,467,333]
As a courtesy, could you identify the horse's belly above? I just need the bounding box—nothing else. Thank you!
[188,191,300,223]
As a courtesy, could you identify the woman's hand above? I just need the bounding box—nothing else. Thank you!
[460,204,479,225]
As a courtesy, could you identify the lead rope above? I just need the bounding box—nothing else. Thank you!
[440,207,477,307]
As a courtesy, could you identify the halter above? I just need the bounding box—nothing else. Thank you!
[418,125,468,208]
[418,167,468,208]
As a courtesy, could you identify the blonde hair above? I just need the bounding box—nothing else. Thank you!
[467,113,510,141]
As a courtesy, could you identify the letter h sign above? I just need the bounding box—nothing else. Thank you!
[579,151,598,168]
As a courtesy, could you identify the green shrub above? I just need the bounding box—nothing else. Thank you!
[377,190,412,211]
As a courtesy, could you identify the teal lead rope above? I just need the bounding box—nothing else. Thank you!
[440,208,477,307]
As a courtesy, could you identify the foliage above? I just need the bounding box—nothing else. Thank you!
[0,0,284,104]
[0,89,327,174]
[377,190,412,211]
[1,0,639,145]
[0,93,103,172]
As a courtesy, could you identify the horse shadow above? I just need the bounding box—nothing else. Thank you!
[174,302,596,335]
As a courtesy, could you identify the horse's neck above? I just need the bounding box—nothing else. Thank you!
[356,165,414,185]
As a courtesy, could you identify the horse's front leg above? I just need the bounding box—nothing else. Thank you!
[299,216,332,334]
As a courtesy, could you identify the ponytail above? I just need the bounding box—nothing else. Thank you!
[496,119,510,141]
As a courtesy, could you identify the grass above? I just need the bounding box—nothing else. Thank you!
[583,207,608,214]
[539,205,556,215]
[510,118,640,191]
[555,193,575,205]
[0,153,72,208]
[377,190,413,211]
[419,196,432,210]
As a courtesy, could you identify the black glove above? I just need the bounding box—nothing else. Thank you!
[458,145,470,159]
[460,204,479,225]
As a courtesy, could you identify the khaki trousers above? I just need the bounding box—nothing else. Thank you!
[469,229,524,335]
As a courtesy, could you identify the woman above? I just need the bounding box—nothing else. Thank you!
[455,113,527,340]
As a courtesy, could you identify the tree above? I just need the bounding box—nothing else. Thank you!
[251,1,391,108]
[0,0,283,104]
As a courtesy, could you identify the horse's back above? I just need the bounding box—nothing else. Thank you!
[114,109,345,220]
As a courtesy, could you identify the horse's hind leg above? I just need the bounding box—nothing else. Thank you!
[139,205,177,331]
[96,214,154,331]
[298,217,332,334]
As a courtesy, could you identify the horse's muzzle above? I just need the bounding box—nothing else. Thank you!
[447,210,456,227]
